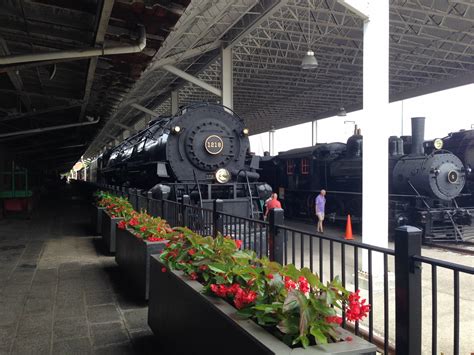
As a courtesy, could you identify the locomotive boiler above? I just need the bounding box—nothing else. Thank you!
[424,128,474,205]
[93,103,272,217]
[260,117,474,242]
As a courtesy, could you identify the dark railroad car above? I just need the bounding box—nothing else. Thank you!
[261,118,474,242]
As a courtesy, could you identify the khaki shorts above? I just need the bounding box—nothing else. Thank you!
[316,212,325,221]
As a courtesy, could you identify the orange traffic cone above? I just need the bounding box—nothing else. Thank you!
[345,215,354,240]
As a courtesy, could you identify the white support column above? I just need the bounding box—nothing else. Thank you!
[171,90,179,115]
[269,128,275,156]
[339,0,390,275]
[221,46,233,110]
[362,1,390,255]
[312,120,318,146]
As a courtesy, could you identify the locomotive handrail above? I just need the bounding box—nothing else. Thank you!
[237,168,255,219]
[407,180,430,209]
[192,170,204,211]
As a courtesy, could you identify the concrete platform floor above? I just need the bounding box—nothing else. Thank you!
[0,190,157,355]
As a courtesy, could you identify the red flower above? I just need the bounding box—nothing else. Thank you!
[345,336,353,342]
[140,226,147,232]
[148,237,164,242]
[199,265,208,271]
[161,267,167,273]
[298,276,310,293]
[346,290,371,322]
[284,276,297,290]
[188,249,196,256]
[227,283,241,296]
[325,316,343,325]
[234,239,242,249]
[118,221,126,230]
[210,284,228,297]
[190,272,198,280]
[266,274,274,280]
[233,288,257,309]
[128,218,139,226]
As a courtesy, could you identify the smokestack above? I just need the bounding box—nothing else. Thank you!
[411,117,425,155]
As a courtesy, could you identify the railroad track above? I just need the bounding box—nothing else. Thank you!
[424,242,474,256]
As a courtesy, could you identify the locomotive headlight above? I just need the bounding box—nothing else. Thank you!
[433,138,443,150]
[171,126,181,134]
[215,168,231,183]
[242,128,249,136]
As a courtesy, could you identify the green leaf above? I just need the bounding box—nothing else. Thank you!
[310,325,328,345]
[284,264,300,280]
[207,263,228,274]
[300,335,310,348]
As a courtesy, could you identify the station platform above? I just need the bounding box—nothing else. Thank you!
[0,187,156,354]
[1,185,472,355]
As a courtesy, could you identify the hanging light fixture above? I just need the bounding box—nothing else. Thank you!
[337,107,347,117]
[301,2,318,69]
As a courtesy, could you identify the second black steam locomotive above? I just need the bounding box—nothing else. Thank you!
[90,103,272,217]
[260,117,474,242]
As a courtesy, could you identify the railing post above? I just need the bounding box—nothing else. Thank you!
[213,199,224,238]
[268,208,284,263]
[147,191,153,215]
[136,189,143,211]
[394,225,422,355]
[182,195,190,227]
[161,199,166,220]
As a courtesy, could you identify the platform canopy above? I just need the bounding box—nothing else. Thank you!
[0,0,472,167]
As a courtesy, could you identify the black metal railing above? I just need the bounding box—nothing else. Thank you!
[412,255,474,355]
[100,184,473,354]
[273,220,396,353]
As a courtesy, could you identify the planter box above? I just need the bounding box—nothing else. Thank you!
[91,205,105,235]
[101,210,123,254]
[115,227,166,300]
[148,256,377,355]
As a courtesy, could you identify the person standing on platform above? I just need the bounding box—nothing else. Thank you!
[315,189,326,233]
[265,193,281,220]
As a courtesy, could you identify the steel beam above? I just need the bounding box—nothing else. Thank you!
[223,0,289,49]
[0,89,84,104]
[163,65,222,96]
[113,121,138,133]
[0,104,82,122]
[0,119,100,139]
[79,0,114,122]
[130,103,160,117]
[151,41,222,70]
[0,38,32,111]
[171,90,179,115]
[162,65,222,97]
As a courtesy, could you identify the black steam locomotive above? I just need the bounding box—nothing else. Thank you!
[424,129,474,205]
[260,117,474,242]
[92,103,272,217]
